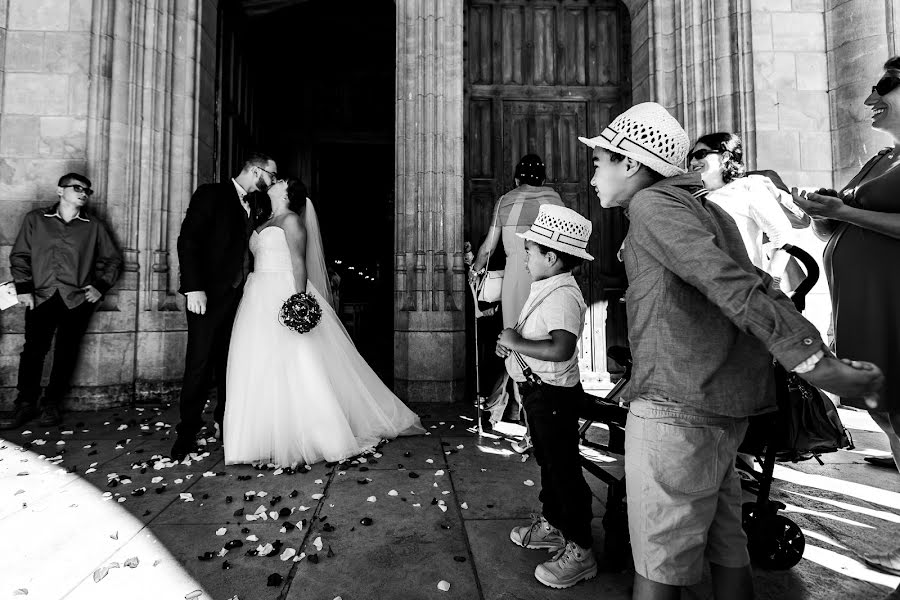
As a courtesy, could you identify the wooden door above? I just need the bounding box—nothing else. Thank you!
[466,0,631,378]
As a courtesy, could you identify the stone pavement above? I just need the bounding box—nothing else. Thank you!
[1,401,900,600]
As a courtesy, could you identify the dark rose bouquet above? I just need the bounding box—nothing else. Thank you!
[278,292,322,334]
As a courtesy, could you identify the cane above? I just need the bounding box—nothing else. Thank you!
[465,242,487,436]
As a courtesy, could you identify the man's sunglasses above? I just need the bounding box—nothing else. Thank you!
[257,166,278,180]
[872,77,900,97]
[687,149,721,162]
[62,184,94,196]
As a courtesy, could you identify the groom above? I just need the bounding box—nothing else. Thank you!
[171,153,278,460]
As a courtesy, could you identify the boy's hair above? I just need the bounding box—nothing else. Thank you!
[605,149,666,183]
[58,172,92,188]
[694,132,745,183]
[535,242,582,271]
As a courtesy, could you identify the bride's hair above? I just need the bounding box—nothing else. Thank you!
[284,177,309,215]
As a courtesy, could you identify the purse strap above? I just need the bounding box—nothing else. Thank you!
[509,281,581,381]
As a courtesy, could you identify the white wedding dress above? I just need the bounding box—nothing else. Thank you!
[224,207,424,467]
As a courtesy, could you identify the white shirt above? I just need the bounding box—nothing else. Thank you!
[506,272,586,387]
[232,178,250,217]
[707,174,793,272]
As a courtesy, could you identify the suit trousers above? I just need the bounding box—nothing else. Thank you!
[177,286,242,438]
[16,292,96,408]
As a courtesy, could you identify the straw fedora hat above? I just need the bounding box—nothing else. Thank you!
[517,204,594,261]
[578,102,689,178]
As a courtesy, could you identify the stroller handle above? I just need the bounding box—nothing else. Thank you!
[782,244,819,312]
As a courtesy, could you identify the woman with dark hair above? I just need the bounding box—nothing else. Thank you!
[690,132,800,283]
[793,55,900,589]
[466,154,565,445]
[223,177,424,467]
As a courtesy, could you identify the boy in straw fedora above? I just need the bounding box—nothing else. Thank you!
[579,102,884,599]
[494,203,597,589]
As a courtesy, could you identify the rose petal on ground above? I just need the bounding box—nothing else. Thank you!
[387,490,398,496]
[523,479,534,486]
[438,580,451,591]
[366,496,376,502]
[215,527,227,536]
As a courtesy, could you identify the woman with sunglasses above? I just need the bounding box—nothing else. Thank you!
[792,57,900,486]
[688,133,800,285]
[792,60,900,586]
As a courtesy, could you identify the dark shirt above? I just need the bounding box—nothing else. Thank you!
[621,173,824,418]
[10,204,123,308]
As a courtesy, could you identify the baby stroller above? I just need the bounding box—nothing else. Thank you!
[577,244,852,571]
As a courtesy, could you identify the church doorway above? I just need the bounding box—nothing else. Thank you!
[215,0,396,383]
[465,0,632,384]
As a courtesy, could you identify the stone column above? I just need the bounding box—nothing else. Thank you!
[393,0,466,403]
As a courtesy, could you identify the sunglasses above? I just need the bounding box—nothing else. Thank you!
[257,166,278,180]
[62,184,94,196]
[873,77,900,97]
[687,149,720,162]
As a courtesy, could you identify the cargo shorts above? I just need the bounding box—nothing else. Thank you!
[624,395,750,586]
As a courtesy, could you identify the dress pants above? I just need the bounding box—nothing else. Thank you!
[16,292,96,408]
[177,286,242,438]
[521,380,594,549]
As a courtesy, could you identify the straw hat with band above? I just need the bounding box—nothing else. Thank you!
[577,102,690,178]
[517,204,594,261]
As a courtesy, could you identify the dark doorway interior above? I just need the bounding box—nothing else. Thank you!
[219,0,396,383]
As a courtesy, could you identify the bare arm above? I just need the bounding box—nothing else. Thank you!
[471,225,501,273]
[281,214,308,294]
[497,329,578,362]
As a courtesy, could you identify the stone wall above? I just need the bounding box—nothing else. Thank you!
[0,0,95,404]
[0,0,206,409]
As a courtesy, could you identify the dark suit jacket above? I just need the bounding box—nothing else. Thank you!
[177,182,251,296]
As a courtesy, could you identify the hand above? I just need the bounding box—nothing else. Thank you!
[495,342,511,358]
[790,187,846,220]
[799,355,885,402]
[468,267,480,287]
[82,285,102,303]
[464,241,474,266]
[17,293,34,310]
[498,328,521,349]
[185,290,208,315]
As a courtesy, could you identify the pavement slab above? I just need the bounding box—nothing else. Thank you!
[3,403,900,599]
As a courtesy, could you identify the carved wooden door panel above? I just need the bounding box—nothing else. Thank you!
[465,0,631,378]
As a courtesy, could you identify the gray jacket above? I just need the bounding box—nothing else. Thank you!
[621,173,824,418]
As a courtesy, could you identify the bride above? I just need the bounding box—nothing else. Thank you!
[223,177,424,467]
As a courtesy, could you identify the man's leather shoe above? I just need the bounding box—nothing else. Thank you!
[38,406,61,427]
[865,548,900,576]
[0,405,40,430]
[170,436,198,461]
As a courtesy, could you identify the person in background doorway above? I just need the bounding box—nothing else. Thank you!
[467,154,565,451]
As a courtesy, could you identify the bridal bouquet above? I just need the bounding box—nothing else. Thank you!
[279,292,322,334]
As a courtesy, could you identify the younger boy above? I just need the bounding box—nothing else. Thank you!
[495,204,596,589]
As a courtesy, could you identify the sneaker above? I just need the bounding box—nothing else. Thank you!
[510,514,565,550]
[511,433,532,454]
[38,406,61,427]
[534,541,598,589]
[0,404,40,430]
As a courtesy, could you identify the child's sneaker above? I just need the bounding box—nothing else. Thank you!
[534,541,597,589]
[509,514,565,550]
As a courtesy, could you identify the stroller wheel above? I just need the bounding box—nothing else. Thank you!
[742,503,805,570]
